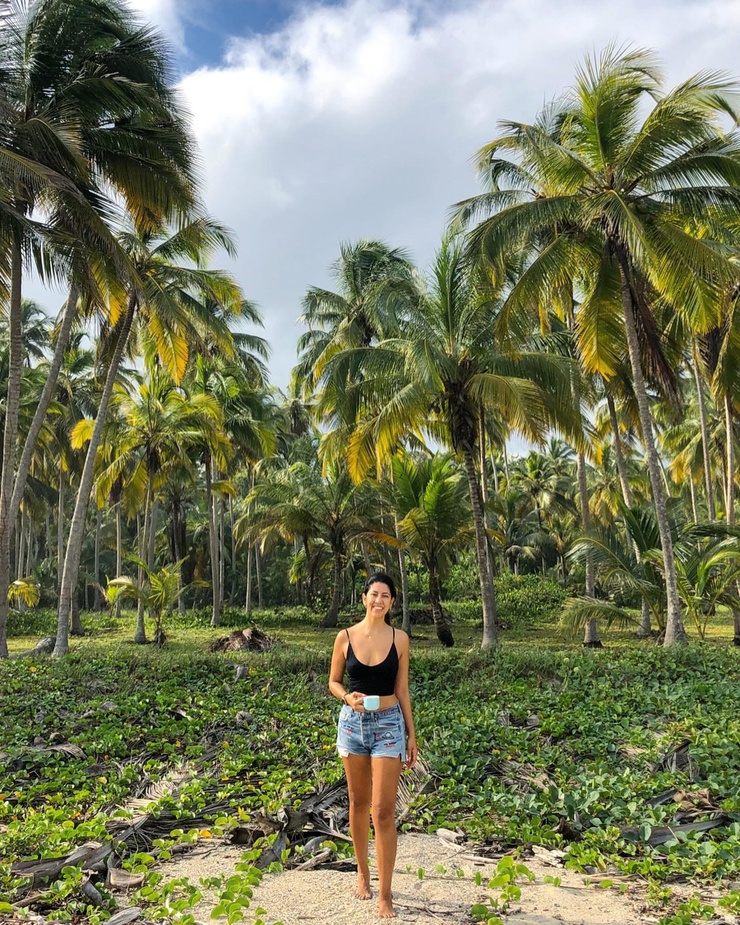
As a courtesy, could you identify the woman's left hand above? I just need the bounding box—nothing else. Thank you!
[405,735,418,770]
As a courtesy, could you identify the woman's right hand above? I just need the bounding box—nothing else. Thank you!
[345,691,365,711]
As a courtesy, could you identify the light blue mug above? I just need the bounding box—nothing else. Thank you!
[363,695,380,710]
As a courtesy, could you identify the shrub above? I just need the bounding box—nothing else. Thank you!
[6,608,57,637]
[495,573,566,629]
[444,574,567,630]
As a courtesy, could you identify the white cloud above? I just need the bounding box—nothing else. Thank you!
[127,0,187,52]
[26,0,740,391]
[172,0,740,389]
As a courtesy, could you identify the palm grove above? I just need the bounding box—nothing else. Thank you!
[1,12,740,656]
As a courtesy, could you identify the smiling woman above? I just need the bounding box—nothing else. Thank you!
[328,572,417,919]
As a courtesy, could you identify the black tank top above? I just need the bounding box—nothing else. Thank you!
[345,627,398,696]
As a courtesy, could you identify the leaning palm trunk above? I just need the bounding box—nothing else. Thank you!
[617,262,685,646]
[55,294,137,656]
[322,548,343,627]
[462,449,498,649]
[0,238,25,659]
[9,286,80,526]
[692,345,715,520]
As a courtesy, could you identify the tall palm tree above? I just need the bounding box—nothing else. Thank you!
[79,368,228,641]
[244,460,374,627]
[0,0,198,657]
[456,46,740,645]
[335,239,578,649]
[377,453,471,647]
[54,218,241,655]
[295,239,414,400]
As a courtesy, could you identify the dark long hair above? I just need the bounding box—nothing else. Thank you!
[364,572,396,625]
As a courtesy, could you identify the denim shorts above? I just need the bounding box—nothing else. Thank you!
[336,703,406,761]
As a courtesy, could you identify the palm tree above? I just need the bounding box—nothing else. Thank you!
[457,46,740,645]
[79,368,228,641]
[295,239,414,401]
[54,218,241,655]
[244,459,374,627]
[0,0,198,657]
[377,453,471,646]
[335,239,578,649]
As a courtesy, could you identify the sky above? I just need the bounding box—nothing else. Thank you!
[30,0,740,391]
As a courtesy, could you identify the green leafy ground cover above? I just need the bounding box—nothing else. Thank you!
[1,608,739,923]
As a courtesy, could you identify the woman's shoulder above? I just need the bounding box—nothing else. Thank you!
[393,627,410,648]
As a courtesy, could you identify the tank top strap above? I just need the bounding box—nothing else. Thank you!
[392,626,395,641]
[345,628,351,642]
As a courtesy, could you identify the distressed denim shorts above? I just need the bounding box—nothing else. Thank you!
[336,702,406,761]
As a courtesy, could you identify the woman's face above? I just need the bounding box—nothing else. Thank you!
[363,581,394,618]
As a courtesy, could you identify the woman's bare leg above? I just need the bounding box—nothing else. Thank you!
[371,756,402,918]
[342,754,373,899]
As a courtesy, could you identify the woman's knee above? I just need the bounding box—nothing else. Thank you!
[348,790,371,814]
[371,801,396,828]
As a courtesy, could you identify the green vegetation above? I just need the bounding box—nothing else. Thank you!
[1,609,739,922]
[4,11,740,923]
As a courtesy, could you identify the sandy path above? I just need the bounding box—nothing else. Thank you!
[160,833,645,925]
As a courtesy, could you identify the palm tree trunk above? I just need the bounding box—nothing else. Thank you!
[617,260,686,646]
[607,391,650,636]
[360,539,372,577]
[395,518,411,636]
[229,496,236,606]
[567,334,595,602]
[692,344,714,520]
[321,547,343,627]
[55,293,137,656]
[478,408,494,581]
[724,391,735,526]
[502,442,511,488]
[256,545,263,609]
[688,477,699,524]
[218,497,226,611]
[462,448,498,649]
[93,507,102,610]
[577,449,600,647]
[607,392,634,506]
[134,482,152,645]
[0,237,24,659]
[9,285,80,525]
[206,456,221,627]
[427,557,454,647]
[57,471,65,598]
[723,391,740,646]
[17,511,26,582]
[115,500,123,618]
[245,543,253,615]
[171,500,186,616]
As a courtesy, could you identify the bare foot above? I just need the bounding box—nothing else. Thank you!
[378,895,396,918]
[355,874,372,900]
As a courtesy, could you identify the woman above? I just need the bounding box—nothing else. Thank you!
[329,572,417,919]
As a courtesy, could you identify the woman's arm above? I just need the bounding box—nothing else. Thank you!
[394,630,417,769]
[329,632,364,710]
